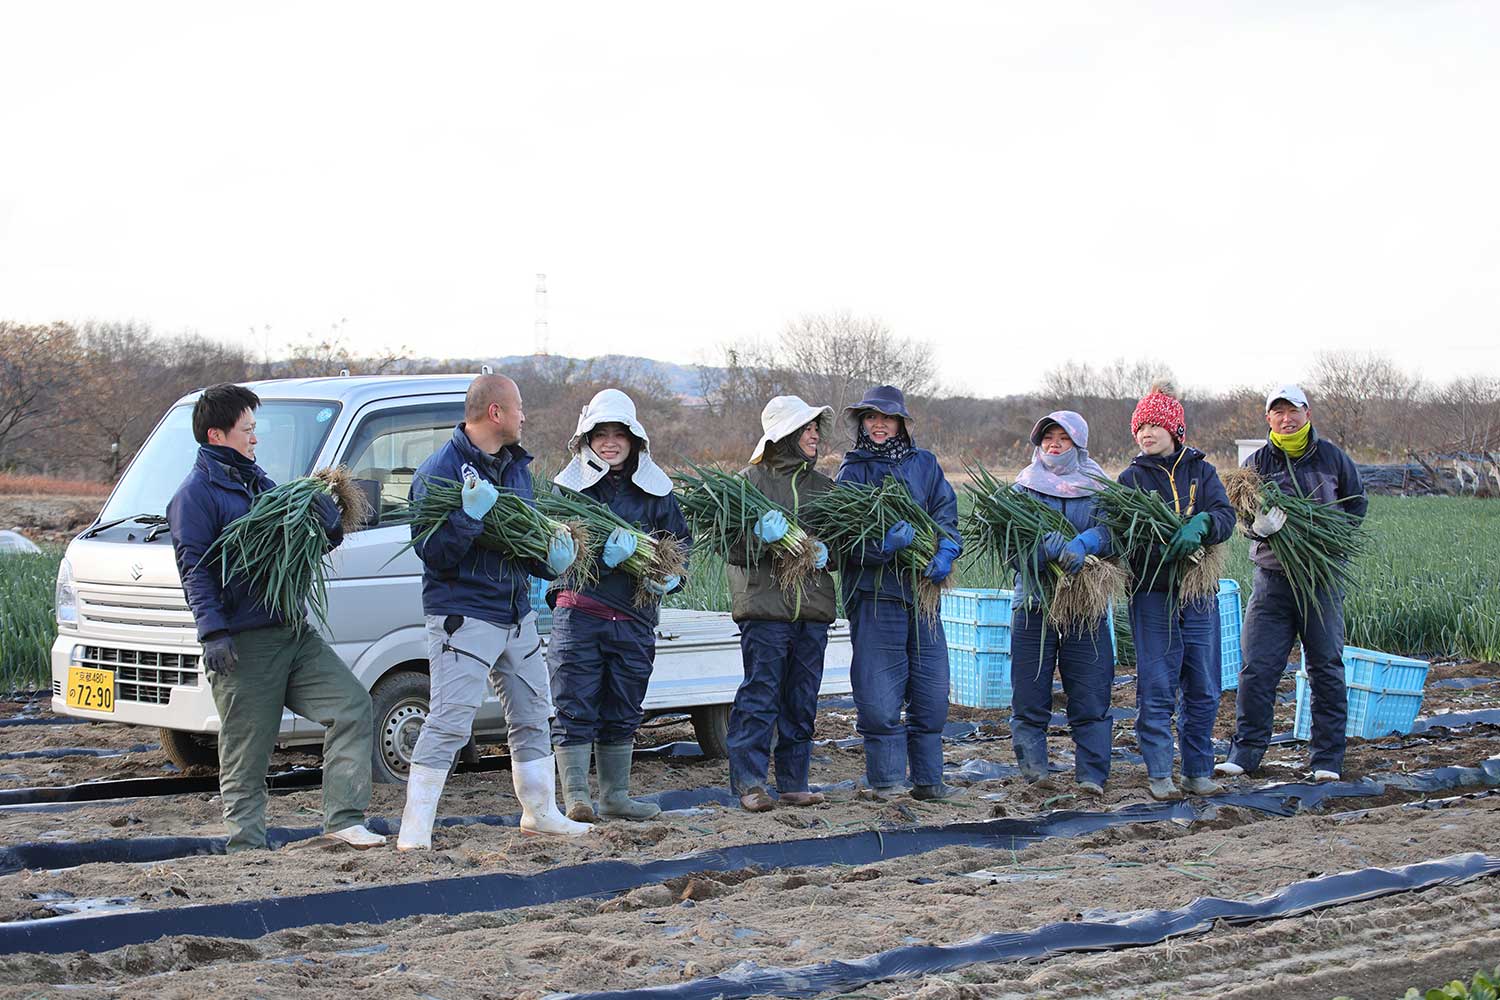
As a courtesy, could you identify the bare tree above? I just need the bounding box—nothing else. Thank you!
[0,322,83,470]
[1039,358,1175,401]
[1433,374,1500,454]
[777,311,937,416]
[1307,350,1423,455]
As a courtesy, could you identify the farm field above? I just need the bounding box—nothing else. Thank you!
[0,494,1497,997]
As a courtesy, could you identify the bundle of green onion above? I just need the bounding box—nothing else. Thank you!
[1085,477,1225,605]
[1222,465,1369,617]
[395,476,591,585]
[961,461,1124,630]
[535,486,687,605]
[201,466,371,629]
[801,476,955,621]
[673,464,819,596]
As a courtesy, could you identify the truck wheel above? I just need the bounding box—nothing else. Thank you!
[160,728,219,770]
[690,704,732,758]
[369,670,481,784]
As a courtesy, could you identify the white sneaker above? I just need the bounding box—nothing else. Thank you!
[1312,769,1341,783]
[514,756,593,837]
[396,762,449,851]
[328,824,386,849]
[1213,761,1244,777]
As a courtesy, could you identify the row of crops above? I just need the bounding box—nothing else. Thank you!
[2,495,1496,692]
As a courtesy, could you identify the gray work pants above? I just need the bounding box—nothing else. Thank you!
[410,613,554,769]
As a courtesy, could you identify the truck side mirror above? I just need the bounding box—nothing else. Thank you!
[353,478,382,528]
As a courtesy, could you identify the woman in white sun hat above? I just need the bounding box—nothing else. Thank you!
[548,388,692,823]
[724,395,838,813]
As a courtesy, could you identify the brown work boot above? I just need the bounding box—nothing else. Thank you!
[778,790,825,807]
[739,788,775,812]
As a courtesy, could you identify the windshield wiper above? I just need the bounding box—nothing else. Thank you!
[83,513,169,539]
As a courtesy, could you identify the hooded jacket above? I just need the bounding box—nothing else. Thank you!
[835,437,961,604]
[1242,426,1367,575]
[725,439,838,624]
[411,424,552,627]
[553,461,691,628]
[168,445,344,641]
[1117,446,1236,593]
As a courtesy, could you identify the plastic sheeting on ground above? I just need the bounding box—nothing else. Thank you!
[0,744,158,762]
[549,853,1500,1000]
[2,758,1498,955]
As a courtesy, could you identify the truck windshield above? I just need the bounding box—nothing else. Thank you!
[97,400,342,523]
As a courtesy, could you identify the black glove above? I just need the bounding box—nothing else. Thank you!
[202,633,238,679]
[312,493,345,548]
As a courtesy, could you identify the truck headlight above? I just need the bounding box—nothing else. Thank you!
[55,558,78,627]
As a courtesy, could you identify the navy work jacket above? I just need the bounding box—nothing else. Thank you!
[834,446,961,604]
[1242,427,1367,574]
[1117,447,1236,593]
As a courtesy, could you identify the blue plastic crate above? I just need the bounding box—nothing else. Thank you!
[529,576,554,635]
[1293,646,1430,740]
[940,617,1012,653]
[1217,579,1244,691]
[947,645,1013,709]
[940,588,1014,625]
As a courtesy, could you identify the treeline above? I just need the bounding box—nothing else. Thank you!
[2,316,1497,482]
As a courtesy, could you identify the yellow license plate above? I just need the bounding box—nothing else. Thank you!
[66,666,115,713]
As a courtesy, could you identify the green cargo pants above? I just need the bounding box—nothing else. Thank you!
[209,625,374,852]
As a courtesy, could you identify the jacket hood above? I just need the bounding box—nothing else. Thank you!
[1028,410,1091,449]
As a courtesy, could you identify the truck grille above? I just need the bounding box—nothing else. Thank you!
[77,645,201,705]
[76,584,194,631]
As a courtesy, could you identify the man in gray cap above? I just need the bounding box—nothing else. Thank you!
[1217,384,1366,783]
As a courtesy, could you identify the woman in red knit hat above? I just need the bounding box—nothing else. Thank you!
[1117,381,1237,800]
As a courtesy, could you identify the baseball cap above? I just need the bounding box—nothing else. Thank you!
[1265,383,1309,411]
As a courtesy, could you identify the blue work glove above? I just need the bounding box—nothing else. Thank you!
[1040,531,1068,565]
[202,633,237,679]
[880,520,915,556]
[1058,528,1108,575]
[645,574,680,596]
[753,510,788,545]
[1165,512,1211,562]
[461,477,499,520]
[923,537,961,583]
[602,527,638,569]
[812,541,829,571]
[546,528,578,576]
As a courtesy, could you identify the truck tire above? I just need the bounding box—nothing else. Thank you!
[369,670,481,784]
[690,704,731,758]
[159,728,219,770]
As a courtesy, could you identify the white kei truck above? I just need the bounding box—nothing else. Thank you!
[50,374,853,782]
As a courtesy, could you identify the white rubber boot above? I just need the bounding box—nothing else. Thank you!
[396,762,448,851]
[328,824,387,849]
[514,756,593,837]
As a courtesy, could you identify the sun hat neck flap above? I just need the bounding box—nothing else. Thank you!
[554,388,672,496]
[750,395,834,464]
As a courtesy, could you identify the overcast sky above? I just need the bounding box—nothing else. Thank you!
[2,2,1497,397]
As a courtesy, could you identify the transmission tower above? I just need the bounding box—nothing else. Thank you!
[534,273,549,356]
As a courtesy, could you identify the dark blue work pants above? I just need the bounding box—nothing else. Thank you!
[1228,568,1347,773]
[1009,608,1115,786]
[846,593,950,788]
[547,608,657,747]
[726,620,830,794]
[1130,590,1221,779]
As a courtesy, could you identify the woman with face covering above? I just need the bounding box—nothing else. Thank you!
[1010,411,1116,796]
[1118,382,1236,801]
[548,389,692,823]
[724,396,838,812]
[835,385,963,802]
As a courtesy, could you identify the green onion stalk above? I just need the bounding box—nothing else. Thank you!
[1221,465,1369,619]
[961,461,1125,632]
[801,476,956,623]
[534,487,687,606]
[1085,476,1225,606]
[391,476,592,587]
[201,466,372,630]
[672,464,819,598]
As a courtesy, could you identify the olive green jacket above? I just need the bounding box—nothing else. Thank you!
[725,442,838,624]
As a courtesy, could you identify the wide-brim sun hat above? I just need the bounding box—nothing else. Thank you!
[750,395,834,464]
[840,384,914,443]
[554,388,673,495]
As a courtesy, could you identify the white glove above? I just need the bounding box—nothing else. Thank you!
[1251,507,1287,537]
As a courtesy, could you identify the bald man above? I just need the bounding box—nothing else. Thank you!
[396,374,590,845]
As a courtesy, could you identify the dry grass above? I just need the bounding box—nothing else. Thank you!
[0,473,111,498]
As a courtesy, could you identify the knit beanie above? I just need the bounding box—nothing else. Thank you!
[1131,379,1187,443]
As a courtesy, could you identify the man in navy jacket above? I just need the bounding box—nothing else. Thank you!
[167,383,383,853]
[396,374,589,848]
[1217,384,1367,783]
